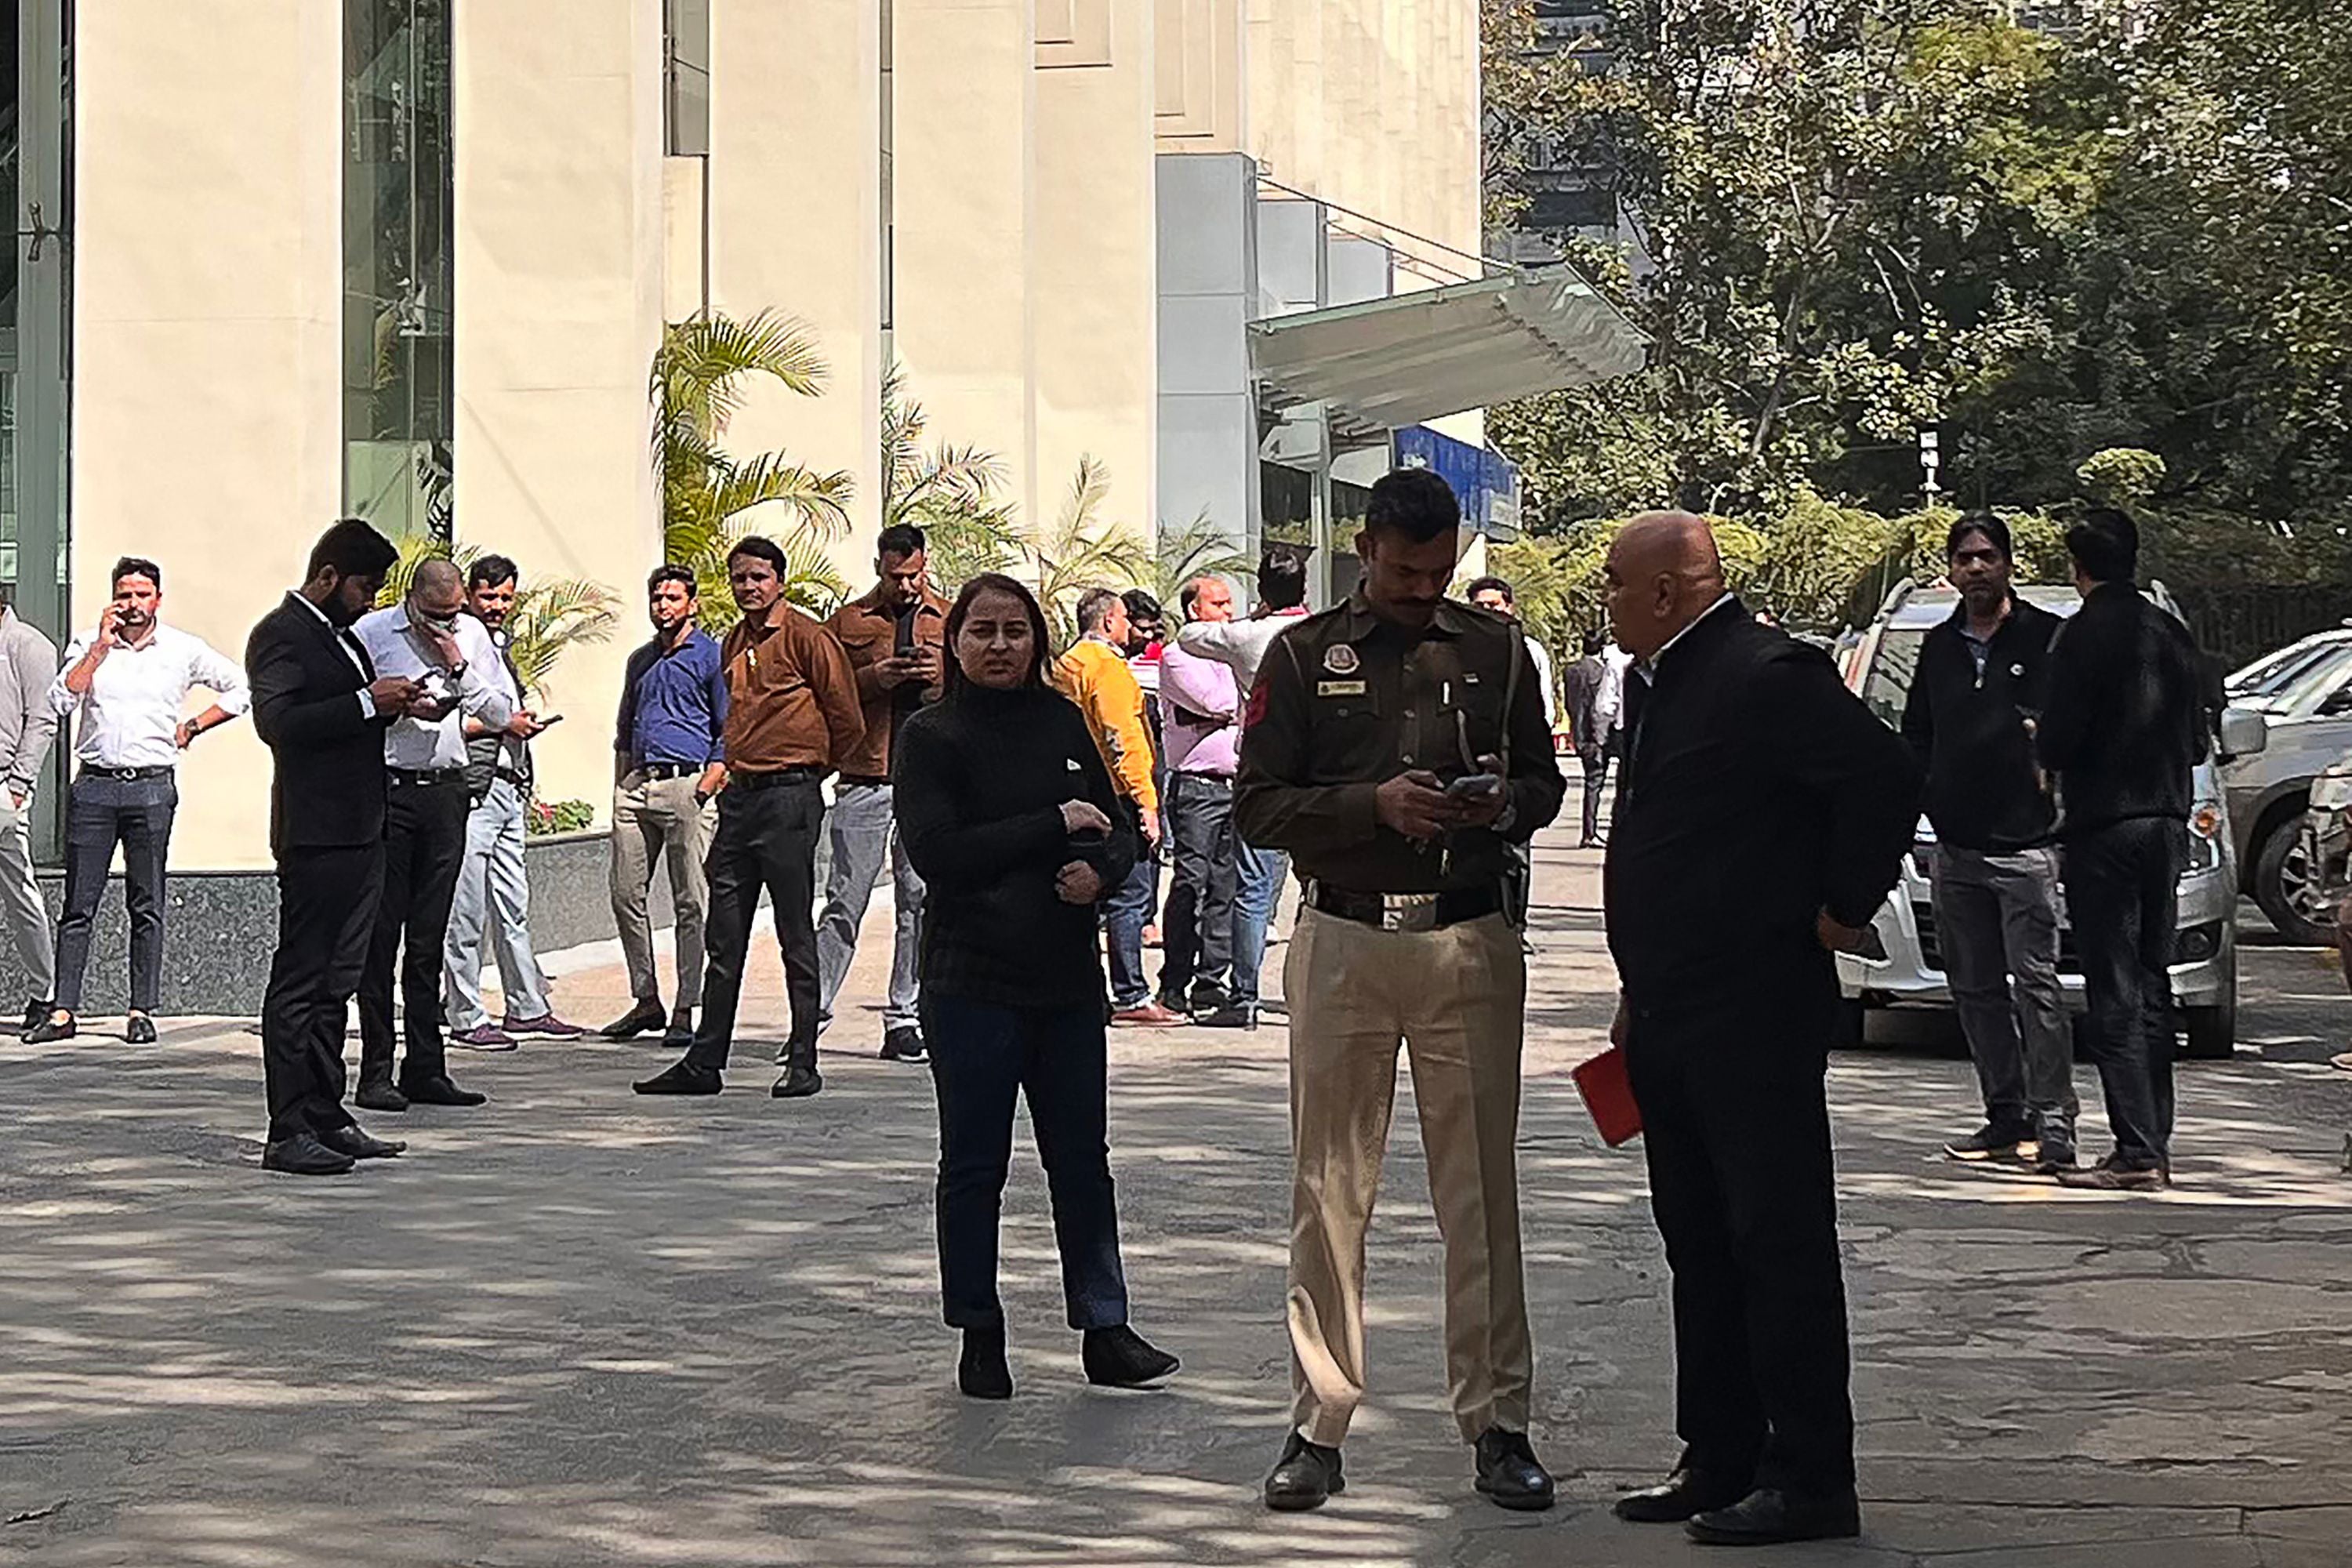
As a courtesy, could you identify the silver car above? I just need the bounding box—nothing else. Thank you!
[2220,627,2352,944]
[1835,582,2252,1059]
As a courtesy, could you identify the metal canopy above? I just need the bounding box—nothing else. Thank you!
[1249,266,1647,437]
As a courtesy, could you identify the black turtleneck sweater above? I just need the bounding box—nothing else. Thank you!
[892,681,1137,1010]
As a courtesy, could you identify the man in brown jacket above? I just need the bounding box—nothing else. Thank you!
[635,536,864,1101]
[815,524,947,1063]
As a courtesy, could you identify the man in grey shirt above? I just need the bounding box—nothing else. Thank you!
[0,597,59,1030]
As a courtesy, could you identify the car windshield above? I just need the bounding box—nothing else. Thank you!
[2266,644,2352,713]
[1859,628,1925,732]
[2230,641,2347,702]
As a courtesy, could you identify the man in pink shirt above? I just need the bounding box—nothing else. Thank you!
[1156,575,1245,1022]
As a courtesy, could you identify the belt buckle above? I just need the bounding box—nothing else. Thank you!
[1381,893,1440,933]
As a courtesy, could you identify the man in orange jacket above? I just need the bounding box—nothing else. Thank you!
[1054,586,1178,1025]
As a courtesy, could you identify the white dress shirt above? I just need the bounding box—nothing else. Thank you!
[49,622,252,769]
[1174,607,1312,695]
[353,606,513,771]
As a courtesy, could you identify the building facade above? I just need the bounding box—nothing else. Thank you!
[7,0,1632,956]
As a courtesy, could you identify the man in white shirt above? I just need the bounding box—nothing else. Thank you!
[1174,543,1314,1019]
[34,557,249,1045]
[350,558,512,1111]
[442,554,586,1050]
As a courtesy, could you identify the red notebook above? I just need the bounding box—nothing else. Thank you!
[1572,1046,1643,1147]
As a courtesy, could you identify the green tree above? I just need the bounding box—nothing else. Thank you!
[652,310,855,626]
[880,364,1022,593]
[1015,457,1152,648]
[1150,510,1253,607]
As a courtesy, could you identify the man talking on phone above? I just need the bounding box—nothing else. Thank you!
[1235,467,1564,1515]
[442,554,587,1050]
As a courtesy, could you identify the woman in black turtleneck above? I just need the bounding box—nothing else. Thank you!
[892,572,1179,1400]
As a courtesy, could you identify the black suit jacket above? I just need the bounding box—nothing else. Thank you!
[1605,597,1922,1017]
[245,592,393,855]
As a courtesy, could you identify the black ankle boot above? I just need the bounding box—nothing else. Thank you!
[1081,1324,1179,1388]
[959,1326,1013,1400]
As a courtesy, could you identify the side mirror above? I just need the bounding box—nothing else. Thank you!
[2220,705,2268,760]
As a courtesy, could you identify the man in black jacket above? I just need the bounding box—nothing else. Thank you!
[1900,514,2078,1167]
[2035,508,2209,1191]
[1602,512,1919,1547]
[244,520,423,1176]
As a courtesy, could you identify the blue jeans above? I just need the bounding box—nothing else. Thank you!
[1231,841,1288,1007]
[1104,847,1160,1008]
[925,993,1130,1332]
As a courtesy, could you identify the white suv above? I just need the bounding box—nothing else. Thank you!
[1835,581,2251,1058]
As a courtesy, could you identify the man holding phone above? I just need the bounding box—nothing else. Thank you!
[815,524,947,1063]
[351,558,514,1111]
[442,554,587,1050]
[1235,467,1565,1515]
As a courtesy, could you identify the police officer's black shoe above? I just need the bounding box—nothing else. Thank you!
[1684,1486,1861,1545]
[1264,1432,1345,1512]
[1472,1426,1555,1512]
[1614,1461,1752,1523]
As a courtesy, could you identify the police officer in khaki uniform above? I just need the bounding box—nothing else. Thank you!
[1235,467,1566,1514]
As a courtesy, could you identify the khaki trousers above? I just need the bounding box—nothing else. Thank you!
[609,771,715,1009]
[1284,906,1531,1446]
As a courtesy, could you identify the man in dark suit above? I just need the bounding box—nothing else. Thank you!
[1601,512,1920,1546]
[244,519,424,1175]
[1559,632,1611,848]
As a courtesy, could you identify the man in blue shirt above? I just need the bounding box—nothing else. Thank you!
[604,565,728,1044]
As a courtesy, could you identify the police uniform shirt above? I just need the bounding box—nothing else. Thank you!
[1233,593,1565,894]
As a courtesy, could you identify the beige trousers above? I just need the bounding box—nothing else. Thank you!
[1284,906,1531,1446]
[609,771,716,1009]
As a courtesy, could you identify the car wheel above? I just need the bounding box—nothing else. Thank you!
[2181,945,2237,1060]
[2253,817,2332,946]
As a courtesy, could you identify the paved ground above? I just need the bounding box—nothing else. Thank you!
[5,826,2351,1567]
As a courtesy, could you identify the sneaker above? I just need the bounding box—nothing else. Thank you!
[1196,1004,1257,1030]
[450,1024,519,1051]
[2056,1154,2170,1192]
[2033,1138,2079,1174]
[1943,1123,2036,1163]
[1111,1002,1185,1027]
[503,1012,587,1039]
[20,998,49,1036]
[880,1025,927,1064]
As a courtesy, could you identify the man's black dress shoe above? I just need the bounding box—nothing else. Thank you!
[959,1325,1013,1400]
[24,1011,74,1045]
[262,1134,356,1175]
[401,1074,487,1108]
[21,998,49,1035]
[125,1013,158,1045]
[634,1060,722,1095]
[771,1064,823,1098]
[1615,1463,1753,1523]
[1685,1486,1862,1545]
[354,1079,409,1113]
[1263,1432,1345,1512]
[1081,1325,1179,1388]
[601,1000,666,1039]
[1473,1426,1555,1512]
[318,1123,406,1160]
[880,1025,927,1063]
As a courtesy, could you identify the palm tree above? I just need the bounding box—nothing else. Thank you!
[880,363,1018,592]
[376,534,619,703]
[1018,456,1152,648]
[652,310,855,626]
[1151,509,1252,606]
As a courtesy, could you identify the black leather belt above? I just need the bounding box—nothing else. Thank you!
[730,765,822,790]
[1308,882,1502,933]
[82,764,172,782]
[390,767,466,787]
[637,760,702,780]
[494,767,529,789]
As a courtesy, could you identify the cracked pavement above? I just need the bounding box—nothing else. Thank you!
[2,828,2350,1566]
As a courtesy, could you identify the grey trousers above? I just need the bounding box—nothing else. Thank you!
[1930,844,2077,1139]
[816,780,923,1033]
[444,777,551,1029]
[0,794,53,1001]
[609,770,713,1011]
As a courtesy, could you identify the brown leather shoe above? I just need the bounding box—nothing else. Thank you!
[1111,1002,1185,1027]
